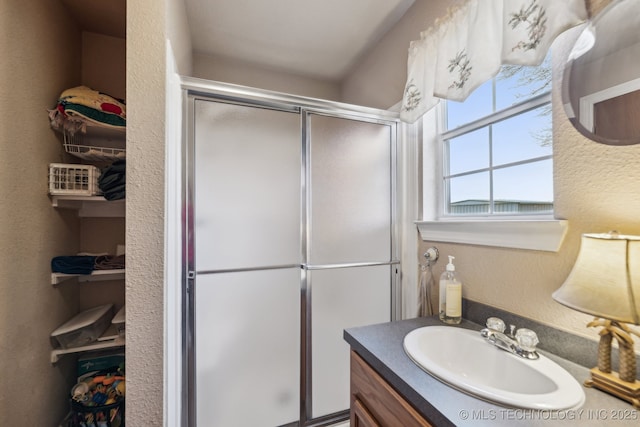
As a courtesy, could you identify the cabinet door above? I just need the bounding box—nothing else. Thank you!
[350,351,433,427]
[353,399,382,427]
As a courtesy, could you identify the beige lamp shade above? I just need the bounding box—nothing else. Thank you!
[553,233,640,325]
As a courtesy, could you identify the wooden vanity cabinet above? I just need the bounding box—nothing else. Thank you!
[350,350,433,427]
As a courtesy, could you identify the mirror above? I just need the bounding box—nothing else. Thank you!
[562,0,640,145]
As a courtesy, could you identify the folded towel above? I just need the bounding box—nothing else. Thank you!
[51,256,97,275]
[94,254,126,270]
[99,160,126,201]
[59,86,126,119]
[49,86,127,134]
[60,102,126,129]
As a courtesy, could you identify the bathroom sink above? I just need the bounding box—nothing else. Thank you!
[403,326,585,410]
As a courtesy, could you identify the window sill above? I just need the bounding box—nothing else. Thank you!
[415,219,568,252]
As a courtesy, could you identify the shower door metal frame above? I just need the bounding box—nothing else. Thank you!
[181,77,401,427]
[301,108,400,426]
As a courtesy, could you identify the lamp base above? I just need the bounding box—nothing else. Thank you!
[585,367,640,408]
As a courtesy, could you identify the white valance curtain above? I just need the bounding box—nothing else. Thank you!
[400,0,588,123]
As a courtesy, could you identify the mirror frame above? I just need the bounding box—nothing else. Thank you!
[562,0,640,146]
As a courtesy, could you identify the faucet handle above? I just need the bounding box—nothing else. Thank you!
[486,317,506,332]
[515,328,539,352]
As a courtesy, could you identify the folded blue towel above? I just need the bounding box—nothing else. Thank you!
[51,256,97,274]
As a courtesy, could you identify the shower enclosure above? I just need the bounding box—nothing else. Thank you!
[182,80,400,426]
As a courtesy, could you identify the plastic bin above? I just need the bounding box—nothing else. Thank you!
[49,163,102,196]
[68,367,125,427]
[77,351,125,378]
[111,306,125,338]
[69,398,124,427]
[51,304,114,349]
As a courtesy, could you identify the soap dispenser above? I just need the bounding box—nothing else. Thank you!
[439,256,462,324]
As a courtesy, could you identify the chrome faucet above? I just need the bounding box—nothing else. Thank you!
[480,317,539,360]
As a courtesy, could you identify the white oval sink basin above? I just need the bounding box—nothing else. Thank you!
[403,326,585,410]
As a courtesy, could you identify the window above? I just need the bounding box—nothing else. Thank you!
[440,54,553,217]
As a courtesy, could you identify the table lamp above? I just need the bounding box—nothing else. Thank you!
[552,232,640,408]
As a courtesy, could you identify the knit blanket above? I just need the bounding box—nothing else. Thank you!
[49,86,126,133]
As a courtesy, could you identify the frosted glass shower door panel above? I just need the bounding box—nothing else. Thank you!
[310,265,391,418]
[195,269,301,427]
[194,100,301,271]
[308,114,392,265]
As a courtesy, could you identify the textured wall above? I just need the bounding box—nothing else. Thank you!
[0,0,82,424]
[193,52,341,101]
[340,0,640,345]
[121,1,639,425]
[126,0,195,423]
[78,31,127,326]
[341,0,465,109]
[167,0,194,76]
[126,0,166,424]
[82,32,127,100]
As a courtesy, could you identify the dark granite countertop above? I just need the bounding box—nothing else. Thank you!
[344,316,639,426]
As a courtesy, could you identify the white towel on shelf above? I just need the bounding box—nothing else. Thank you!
[501,0,588,65]
[433,0,503,102]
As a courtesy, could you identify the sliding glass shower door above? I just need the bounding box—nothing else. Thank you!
[186,91,398,427]
[306,114,394,418]
[192,100,302,427]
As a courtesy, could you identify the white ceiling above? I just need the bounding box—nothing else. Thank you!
[185,0,415,81]
[60,0,415,82]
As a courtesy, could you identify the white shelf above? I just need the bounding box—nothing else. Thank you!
[50,334,125,364]
[50,195,125,217]
[51,269,125,285]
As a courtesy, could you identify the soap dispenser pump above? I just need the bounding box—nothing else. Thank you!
[439,256,462,324]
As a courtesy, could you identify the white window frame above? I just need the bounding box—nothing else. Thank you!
[440,91,553,218]
[416,81,567,252]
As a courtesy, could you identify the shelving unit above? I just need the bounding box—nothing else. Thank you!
[51,269,125,285]
[37,2,128,425]
[50,333,125,364]
[62,125,126,162]
[49,138,126,365]
[50,195,125,217]
[49,195,126,366]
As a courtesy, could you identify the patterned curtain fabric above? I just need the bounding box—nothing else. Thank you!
[433,0,502,102]
[401,30,440,124]
[400,0,588,123]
